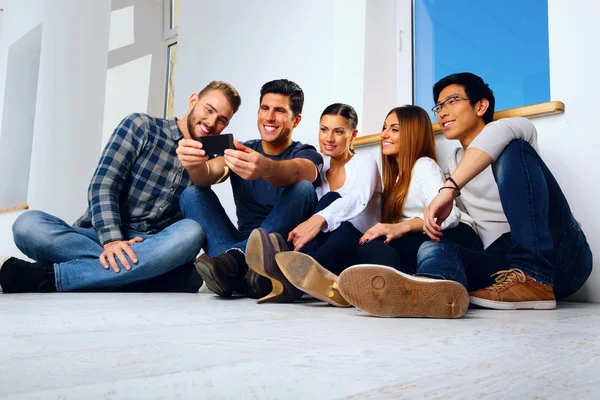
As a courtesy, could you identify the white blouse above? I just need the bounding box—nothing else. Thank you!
[401,157,473,230]
[315,155,383,234]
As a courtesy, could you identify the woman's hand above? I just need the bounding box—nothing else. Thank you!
[287,215,327,251]
[359,222,408,245]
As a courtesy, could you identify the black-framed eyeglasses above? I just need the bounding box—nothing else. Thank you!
[432,96,469,116]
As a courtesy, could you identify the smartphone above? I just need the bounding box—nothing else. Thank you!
[198,133,235,159]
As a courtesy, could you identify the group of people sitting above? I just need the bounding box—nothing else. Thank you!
[0,73,593,319]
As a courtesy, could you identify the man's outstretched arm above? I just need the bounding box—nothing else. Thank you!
[223,140,318,187]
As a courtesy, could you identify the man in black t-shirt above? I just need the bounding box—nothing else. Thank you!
[177,79,322,298]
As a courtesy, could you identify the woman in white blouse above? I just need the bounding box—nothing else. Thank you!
[251,103,383,306]
[354,105,481,274]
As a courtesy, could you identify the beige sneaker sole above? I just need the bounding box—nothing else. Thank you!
[274,252,350,307]
[337,264,469,318]
[469,296,556,310]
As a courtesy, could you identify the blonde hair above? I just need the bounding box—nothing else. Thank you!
[198,81,242,114]
[381,105,437,223]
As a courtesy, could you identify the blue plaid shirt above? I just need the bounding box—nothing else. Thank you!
[74,113,191,245]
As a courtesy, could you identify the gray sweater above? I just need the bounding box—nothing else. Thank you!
[446,117,538,248]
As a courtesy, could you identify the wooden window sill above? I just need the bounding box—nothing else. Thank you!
[0,205,29,213]
[354,101,565,148]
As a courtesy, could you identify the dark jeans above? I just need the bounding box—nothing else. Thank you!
[416,140,593,299]
[180,181,317,256]
[356,222,482,275]
[301,192,364,275]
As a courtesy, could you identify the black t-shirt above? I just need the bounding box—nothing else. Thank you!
[230,139,323,236]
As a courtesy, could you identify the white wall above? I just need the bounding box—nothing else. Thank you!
[0,0,46,257]
[536,0,600,301]
[27,0,111,223]
[0,0,164,259]
[102,0,165,147]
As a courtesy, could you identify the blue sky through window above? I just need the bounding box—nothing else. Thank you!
[414,0,550,117]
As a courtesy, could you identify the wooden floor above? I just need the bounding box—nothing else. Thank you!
[1,293,598,399]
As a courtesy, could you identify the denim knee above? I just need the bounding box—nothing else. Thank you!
[416,241,467,288]
[180,185,210,208]
[283,180,316,200]
[179,186,220,220]
[13,210,48,245]
[177,219,205,259]
[492,140,537,180]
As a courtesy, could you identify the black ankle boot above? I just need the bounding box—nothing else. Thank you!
[0,257,56,293]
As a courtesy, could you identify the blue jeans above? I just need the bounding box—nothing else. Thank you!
[416,140,593,300]
[357,222,482,275]
[180,181,317,257]
[12,210,205,292]
[301,192,364,275]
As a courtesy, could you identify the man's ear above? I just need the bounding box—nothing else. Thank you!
[188,93,200,110]
[476,98,490,118]
[293,114,302,128]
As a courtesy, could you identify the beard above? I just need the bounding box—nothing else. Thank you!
[187,116,198,139]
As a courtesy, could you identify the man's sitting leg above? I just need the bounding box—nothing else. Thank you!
[3,211,204,292]
[469,140,592,308]
[1,210,104,293]
[180,185,250,297]
[13,210,105,264]
[181,181,316,299]
[244,180,317,298]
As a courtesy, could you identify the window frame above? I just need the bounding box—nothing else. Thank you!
[402,0,551,113]
[163,0,179,118]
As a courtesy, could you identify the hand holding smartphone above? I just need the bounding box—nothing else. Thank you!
[197,133,235,159]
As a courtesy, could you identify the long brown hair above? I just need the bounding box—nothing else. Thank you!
[381,105,437,223]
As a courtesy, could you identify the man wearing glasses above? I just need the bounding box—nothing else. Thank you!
[417,72,592,310]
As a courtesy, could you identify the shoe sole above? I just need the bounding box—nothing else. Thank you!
[337,264,469,318]
[195,256,232,297]
[275,252,350,307]
[469,296,556,310]
[246,229,302,303]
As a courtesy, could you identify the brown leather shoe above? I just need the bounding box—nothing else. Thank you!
[469,268,556,310]
[194,253,238,298]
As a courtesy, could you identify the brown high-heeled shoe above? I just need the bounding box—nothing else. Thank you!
[274,252,350,307]
[245,228,303,303]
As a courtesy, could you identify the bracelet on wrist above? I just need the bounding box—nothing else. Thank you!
[446,176,460,190]
[438,186,461,197]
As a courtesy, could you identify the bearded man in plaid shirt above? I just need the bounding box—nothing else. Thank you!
[1,81,241,293]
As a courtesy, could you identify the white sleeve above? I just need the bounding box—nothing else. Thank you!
[468,117,538,160]
[316,158,381,232]
[411,158,461,230]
